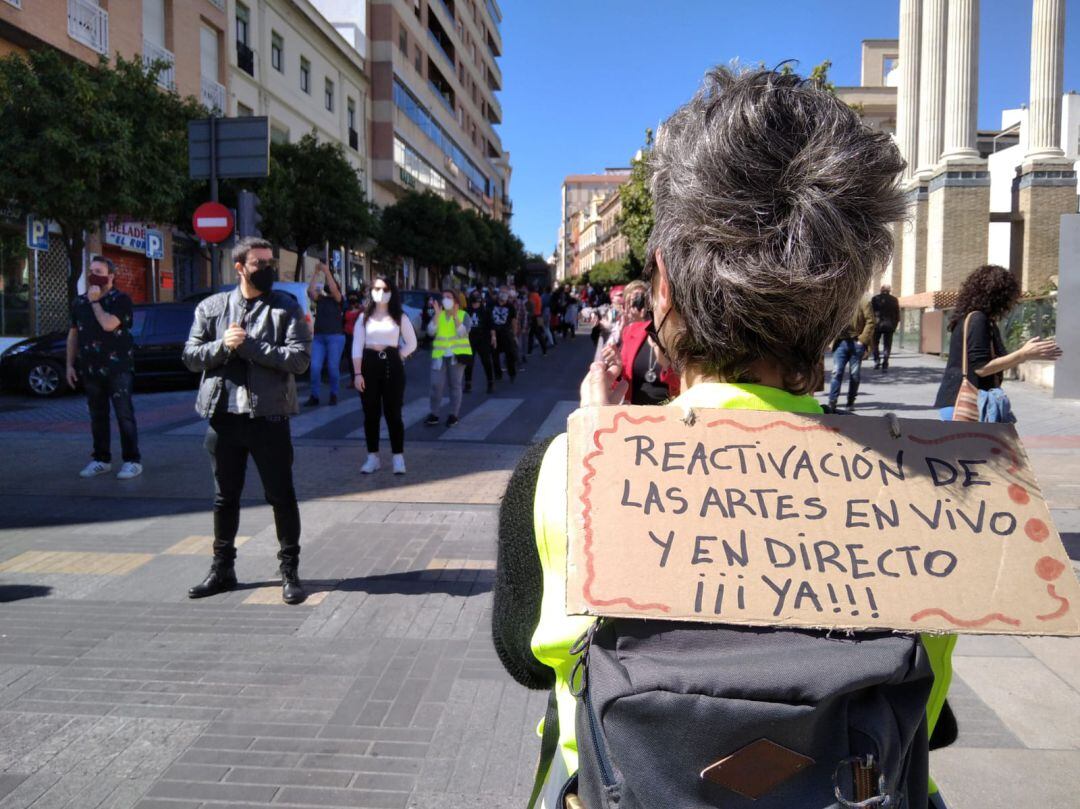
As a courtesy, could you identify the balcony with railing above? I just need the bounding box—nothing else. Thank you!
[68,0,108,55]
[201,75,226,114]
[236,41,255,76]
[142,39,175,89]
[349,128,359,151]
[427,13,455,72]
[207,0,225,10]
[431,0,456,32]
[427,61,456,116]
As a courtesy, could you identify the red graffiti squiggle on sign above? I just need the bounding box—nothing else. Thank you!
[909,432,1020,474]
[579,412,670,612]
[705,417,838,433]
[910,608,1021,628]
[1037,584,1070,622]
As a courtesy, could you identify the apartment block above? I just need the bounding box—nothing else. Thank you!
[366,0,510,229]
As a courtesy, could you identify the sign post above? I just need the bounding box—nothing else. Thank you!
[145,229,165,303]
[25,216,49,335]
[187,116,269,288]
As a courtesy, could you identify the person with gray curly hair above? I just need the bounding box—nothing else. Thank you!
[493,65,948,809]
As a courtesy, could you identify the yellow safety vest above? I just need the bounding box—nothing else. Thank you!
[432,310,472,358]
[529,382,955,804]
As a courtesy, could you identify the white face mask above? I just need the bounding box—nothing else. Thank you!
[371,289,386,304]
[442,297,455,310]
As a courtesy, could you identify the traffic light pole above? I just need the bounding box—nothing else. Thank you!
[209,114,220,289]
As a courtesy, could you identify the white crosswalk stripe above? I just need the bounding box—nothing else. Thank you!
[345,396,444,440]
[532,400,578,442]
[287,394,360,437]
[166,394,359,437]
[439,397,523,442]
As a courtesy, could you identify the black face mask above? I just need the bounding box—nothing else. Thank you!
[248,259,277,293]
[645,306,671,357]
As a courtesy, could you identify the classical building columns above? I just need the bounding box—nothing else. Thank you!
[896,0,922,181]
[941,0,980,161]
[1025,0,1066,163]
[915,0,948,179]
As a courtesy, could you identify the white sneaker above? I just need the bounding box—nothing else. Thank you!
[116,462,143,480]
[392,454,406,475]
[360,455,381,474]
[79,461,112,478]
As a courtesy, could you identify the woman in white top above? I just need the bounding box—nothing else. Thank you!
[352,275,418,475]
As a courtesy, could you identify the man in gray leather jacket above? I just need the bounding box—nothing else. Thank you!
[182,237,312,604]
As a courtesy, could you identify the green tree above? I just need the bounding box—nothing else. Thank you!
[588,258,632,287]
[0,50,204,302]
[259,132,374,280]
[378,191,459,275]
[616,129,654,276]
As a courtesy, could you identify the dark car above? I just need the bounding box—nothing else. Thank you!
[0,302,198,397]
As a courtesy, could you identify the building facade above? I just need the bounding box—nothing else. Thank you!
[596,189,629,265]
[0,0,230,339]
[556,170,629,280]
[225,0,372,287]
[892,0,1075,322]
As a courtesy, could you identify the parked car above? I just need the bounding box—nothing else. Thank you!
[399,290,432,345]
[0,302,198,397]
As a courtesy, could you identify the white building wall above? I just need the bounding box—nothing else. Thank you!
[228,0,370,192]
[985,97,1080,270]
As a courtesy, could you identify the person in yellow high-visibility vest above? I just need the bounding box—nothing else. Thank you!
[425,289,472,427]
[493,66,956,808]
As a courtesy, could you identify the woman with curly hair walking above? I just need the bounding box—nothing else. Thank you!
[934,264,1062,422]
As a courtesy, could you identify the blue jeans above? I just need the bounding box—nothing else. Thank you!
[309,333,345,400]
[828,338,865,405]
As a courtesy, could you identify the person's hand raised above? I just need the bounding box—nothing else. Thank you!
[1022,336,1063,362]
[580,348,627,407]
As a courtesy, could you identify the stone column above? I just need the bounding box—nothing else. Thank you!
[896,0,922,180]
[1017,0,1075,292]
[915,0,947,179]
[1025,0,1066,162]
[941,0,979,160]
[927,0,991,293]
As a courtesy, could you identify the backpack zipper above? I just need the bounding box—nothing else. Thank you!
[569,621,616,789]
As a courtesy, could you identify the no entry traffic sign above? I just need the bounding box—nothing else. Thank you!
[192,202,234,243]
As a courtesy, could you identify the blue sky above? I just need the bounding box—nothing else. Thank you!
[498,0,1080,255]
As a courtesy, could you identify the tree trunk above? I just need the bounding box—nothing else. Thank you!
[60,226,85,308]
[292,243,312,282]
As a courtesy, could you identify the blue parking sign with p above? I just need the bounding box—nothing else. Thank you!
[145,229,165,260]
[26,216,48,251]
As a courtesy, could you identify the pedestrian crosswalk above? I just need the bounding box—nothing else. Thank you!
[163,394,578,445]
[532,400,578,442]
[438,397,523,441]
[345,396,447,441]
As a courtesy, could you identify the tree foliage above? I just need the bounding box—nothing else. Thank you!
[258,132,375,280]
[0,50,204,301]
[378,191,525,284]
[615,129,654,276]
[588,258,632,287]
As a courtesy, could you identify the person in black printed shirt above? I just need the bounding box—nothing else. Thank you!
[490,285,517,382]
[66,256,142,480]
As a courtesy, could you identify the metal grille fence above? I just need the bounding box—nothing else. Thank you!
[37,235,74,334]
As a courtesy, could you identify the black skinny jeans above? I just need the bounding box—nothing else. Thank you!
[360,348,406,454]
[83,370,140,463]
[493,329,517,379]
[205,413,301,568]
[464,329,494,387]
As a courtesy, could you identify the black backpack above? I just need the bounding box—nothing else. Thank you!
[570,619,932,809]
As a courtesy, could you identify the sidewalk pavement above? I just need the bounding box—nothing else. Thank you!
[0,346,1077,809]
[827,349,1080,809]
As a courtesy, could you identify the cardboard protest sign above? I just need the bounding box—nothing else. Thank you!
[566,406,1080,635]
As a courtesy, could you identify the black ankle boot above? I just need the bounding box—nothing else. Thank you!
[281,565,306,605]
[188,562,237,599]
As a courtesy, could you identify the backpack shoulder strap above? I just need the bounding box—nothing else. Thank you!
[526,689,560,809]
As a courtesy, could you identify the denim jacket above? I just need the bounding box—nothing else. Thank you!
[183,288,312,418]
[978,387,1015,424]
